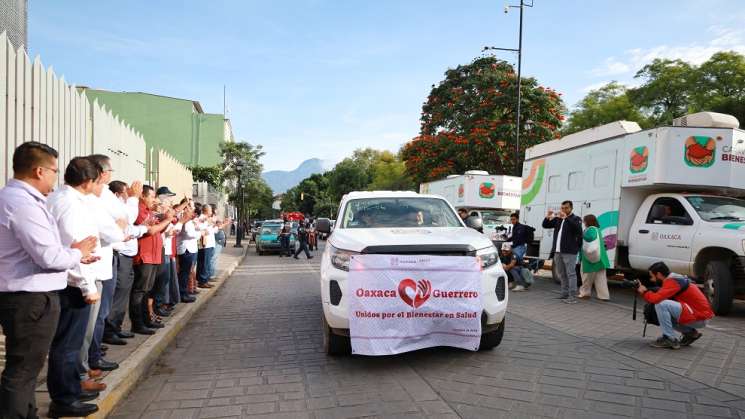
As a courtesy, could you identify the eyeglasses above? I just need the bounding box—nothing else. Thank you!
[41,166,59,174]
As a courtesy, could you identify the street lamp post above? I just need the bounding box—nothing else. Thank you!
[233,160,245,248]
[484,0,533,177]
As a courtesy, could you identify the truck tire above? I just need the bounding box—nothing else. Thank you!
[704,260,734,316]
[323,316,351,356]
[479,318,505,350]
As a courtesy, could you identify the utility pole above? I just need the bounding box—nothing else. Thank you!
[483,0,533,177]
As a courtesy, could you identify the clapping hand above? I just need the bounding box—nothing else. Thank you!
[71,236,98,258]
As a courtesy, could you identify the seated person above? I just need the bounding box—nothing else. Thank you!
[500,243,529,292]
[637,261,714,349]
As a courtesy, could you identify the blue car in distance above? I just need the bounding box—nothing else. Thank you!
[256,222,295,255]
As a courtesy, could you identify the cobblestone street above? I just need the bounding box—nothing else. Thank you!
[110,247,745,419]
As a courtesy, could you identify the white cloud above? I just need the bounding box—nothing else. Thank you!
[590,26,745,79]
[580,81,610,93]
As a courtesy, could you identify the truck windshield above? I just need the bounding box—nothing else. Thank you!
[480,210,512,228]
[685,196,745,222]
[341,198,462,228]
[261,226,281,235]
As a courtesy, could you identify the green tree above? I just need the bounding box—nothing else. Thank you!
[328,159,369,202]
[628,58,696,125]
[563,82,651,134]
[188,165,223,190]
[693,51,745,124]
[231,178,274,220]
[401,56,564,184]
[219,141,265,223]
[368,151,415,191]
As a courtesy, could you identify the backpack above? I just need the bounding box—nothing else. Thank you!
[525,225,535,243]
[643,276,691,326]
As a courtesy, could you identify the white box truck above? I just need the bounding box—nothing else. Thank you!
[520,112,745,315]
[420,171,521,242]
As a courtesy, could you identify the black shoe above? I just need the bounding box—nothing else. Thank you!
[650,335,681,349]
[101,344,109,351]
[293,255,299,259]
[154,308,171,317]
[556,295,569,300]
[103,335,127,345]
[117,330,135,339]
[308,256,314,259]
[78,390,100,402]
[180,295,196,303]
[48,400,99,417]
[132,326,156,335]
[680,331,702,346]
[146,320,165,329]
[90,359,119,371]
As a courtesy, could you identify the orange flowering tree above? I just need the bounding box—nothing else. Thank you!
[401,56,564,183]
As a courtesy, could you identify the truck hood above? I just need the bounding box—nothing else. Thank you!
[328,227,495,253]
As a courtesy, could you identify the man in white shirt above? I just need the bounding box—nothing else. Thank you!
[0,143,96,419]
[104,180,147,344]
[46,157,106,418]
[79,155,127,377]
[152,187,185,315]
[196,205,220,288]
[177,207,200,303]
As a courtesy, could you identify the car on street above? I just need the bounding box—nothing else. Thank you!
[250,221,263,243]
[256,222,296,255]
[316,191,509,355]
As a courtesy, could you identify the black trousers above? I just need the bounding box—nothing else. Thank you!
[130,263,159,328]
[47,288,90,406]
[294,240,311,258]
[0,291,60,419]
[105,253,134,336]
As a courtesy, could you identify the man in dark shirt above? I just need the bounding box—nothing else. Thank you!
[542,200,583,303]
[500,243,528,292]
[505,212,534,263]
[293,222,314,260]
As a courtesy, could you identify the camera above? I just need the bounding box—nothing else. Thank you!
[621,279,641,290]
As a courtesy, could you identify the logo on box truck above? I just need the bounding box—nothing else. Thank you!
[684,136,716,168]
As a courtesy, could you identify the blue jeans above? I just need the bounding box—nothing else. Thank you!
[209,243,223,278]
[178,251,197,296]
[512,244,527,263]
[197,247,215,284]
[655,299,707,339]
[48,289,91,405]
[89,275,116,366]
[155,257,179,305]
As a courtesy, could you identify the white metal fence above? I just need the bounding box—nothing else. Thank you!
[0,31,151,187]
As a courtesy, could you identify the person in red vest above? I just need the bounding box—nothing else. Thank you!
[637,261,714,349]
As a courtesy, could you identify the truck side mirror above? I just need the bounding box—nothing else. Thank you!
[316,218,331,234]
[465,215,483,232]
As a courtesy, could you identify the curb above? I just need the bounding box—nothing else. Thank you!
[87,245,248,419]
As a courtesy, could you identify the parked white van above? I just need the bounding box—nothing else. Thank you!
[520,112,745,315]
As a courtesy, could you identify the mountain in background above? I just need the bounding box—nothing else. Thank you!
[262,158,335,194]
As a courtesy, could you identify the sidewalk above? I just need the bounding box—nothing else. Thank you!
[29,239,248,419]
[511,273,745,403]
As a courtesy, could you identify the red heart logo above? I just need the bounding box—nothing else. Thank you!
[398,278,432,308]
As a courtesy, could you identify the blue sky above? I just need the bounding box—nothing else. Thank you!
[29,0,745,172]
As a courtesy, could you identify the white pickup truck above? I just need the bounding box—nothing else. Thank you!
[520,112,745,315]
[315,191,509,355]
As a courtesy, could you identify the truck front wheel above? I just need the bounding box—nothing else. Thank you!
[479,318,505,350]
[323,316,351,356]
[703,260,734,316]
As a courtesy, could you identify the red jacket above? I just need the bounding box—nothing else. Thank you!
[134,201,163,265]
[642,274,714,324]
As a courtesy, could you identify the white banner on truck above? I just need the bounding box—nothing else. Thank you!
[348,254,482,355]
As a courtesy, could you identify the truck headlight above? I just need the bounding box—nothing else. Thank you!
[329,245,359,272]
[477,247,500,269]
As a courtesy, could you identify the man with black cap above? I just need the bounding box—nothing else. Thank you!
[152,186,182,316]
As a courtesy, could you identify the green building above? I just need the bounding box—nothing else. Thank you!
[79,88,232,167]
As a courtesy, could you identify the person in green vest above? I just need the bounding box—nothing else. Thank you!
[578,214,610,301]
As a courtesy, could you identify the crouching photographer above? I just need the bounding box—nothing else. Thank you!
[636,262,714,349]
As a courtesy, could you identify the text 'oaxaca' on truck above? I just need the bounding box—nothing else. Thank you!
[420,171,521,244]
[520,112,745,315]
